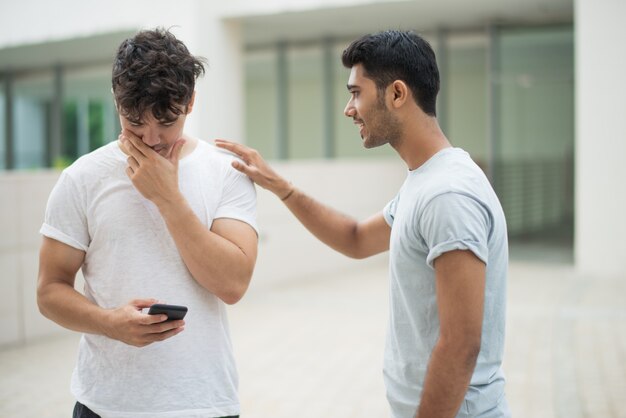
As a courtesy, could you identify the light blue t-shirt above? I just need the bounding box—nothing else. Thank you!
[382,147,510,418]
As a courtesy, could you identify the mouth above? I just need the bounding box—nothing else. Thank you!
[151,145,168,155]
[353,119,365,138]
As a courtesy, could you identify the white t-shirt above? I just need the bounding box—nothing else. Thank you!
[40,139,257,418]
[383,148,510,418]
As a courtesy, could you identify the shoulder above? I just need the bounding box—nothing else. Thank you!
[192,139,242,168]
[191,140,253,185]
[419,149,490,201]
[60,141,125,192]
[63,141,123,177]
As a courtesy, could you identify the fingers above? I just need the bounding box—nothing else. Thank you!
[121,129,152,159]
[120,135,145,163]
[215,139,255,171]
[130,298,160,309]
[132,323,185,347]
[120,130,159,166]
[215,139,264,169]
[231,159,253,175]
[127,155,139,171]
[169,138,186,164]
[214,139,248,158]
[150,325,185,343]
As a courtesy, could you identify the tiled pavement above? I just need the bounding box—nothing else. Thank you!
[1,248,625,417]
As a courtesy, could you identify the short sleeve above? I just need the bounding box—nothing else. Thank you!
[383,195,399,227]
[419,192,492,268]
[39,171,90,252]
[214,165,258,235]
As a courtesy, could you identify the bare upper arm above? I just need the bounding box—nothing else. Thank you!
[210,218,259,267]
[353,212,391,258]
[434,250,485,345]
[38,236,86,289]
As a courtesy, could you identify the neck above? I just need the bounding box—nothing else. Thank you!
[391,112,450,171]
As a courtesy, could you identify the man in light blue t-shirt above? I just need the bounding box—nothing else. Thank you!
[217,30,510,418]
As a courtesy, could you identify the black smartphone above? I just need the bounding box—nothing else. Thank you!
[147,303,188,321]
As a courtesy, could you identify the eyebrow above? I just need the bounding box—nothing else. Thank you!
[346,84,359,90]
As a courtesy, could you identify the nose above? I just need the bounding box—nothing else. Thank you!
[344,98,356,118]
[141,128,160,146]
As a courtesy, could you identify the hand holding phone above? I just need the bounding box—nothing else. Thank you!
[147,303,188,321]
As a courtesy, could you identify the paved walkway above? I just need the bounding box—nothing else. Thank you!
[1,249,625,417]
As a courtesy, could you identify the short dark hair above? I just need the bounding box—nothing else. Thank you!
[112,27,206,122]
[341,30,440,116]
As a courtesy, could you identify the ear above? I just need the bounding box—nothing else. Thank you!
[186,91,196,115]
[389,80,409,109]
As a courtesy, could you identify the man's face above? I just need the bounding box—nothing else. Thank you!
[344,64,401,149]
[118,107,189,158]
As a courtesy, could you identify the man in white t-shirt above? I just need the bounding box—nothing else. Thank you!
[37,28,258,418]
[216,30,510,418]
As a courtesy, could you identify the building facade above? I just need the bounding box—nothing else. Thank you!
[0,0,624,346]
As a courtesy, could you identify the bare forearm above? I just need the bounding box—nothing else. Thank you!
[416,340,479,418]
[157,196,253,303]
[283,188,366,258]
[37,282,108,335]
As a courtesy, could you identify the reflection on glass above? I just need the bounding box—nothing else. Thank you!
[287,46,324,159]
[446,34,488,169]
[245,50,277,159]
[63,66,116,167]
[13,72,53,170]
[0,79,5,170]
[496,26,574,239]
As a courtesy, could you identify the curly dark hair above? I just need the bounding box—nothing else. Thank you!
[342,30,439,116]
[112,27,206,122]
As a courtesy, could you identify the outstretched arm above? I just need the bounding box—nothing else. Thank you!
[214,139,390,259]
[122,132,258,304]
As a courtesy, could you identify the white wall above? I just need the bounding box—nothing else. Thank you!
[0,158,404,347]
[0,171,66,346]
[575,0,626,277]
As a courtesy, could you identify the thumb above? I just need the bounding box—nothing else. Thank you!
[231,159,248,174]
[170,139,186,164]
[130,298,159,309]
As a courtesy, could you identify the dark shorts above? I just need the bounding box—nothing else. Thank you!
[73,402,239,418]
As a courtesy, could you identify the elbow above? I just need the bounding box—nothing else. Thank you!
[221,290,245,305]
[221,272,253,305]
[349,249,371,260]
[460,337,482,369]
[466,339,481,364]
[340,245,366,259]
[439,334,481,369]
[340,239,373,259]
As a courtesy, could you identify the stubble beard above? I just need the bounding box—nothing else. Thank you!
[363,100,402,149]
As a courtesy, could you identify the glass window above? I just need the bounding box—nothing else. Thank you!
[495,26,574,238]
[287,46,324,159]
[13,72,53,170]
[446,34,488,170]
[498,27,574,160]
[245,50,277,159]
[0,76,5,170]
[63,66,116,167]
